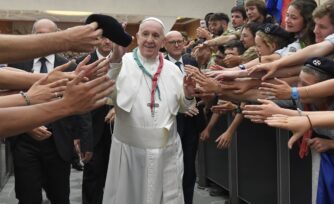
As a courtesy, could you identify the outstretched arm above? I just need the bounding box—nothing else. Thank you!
[297,79,334,99]
[216,111,243,149]
[265,111,334,149]
[0,70,114,138]
[200,113,221,141]
[248,40,334,80]
[0,23,102,64]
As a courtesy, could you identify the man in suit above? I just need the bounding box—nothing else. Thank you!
[76,36,114,204]
[164,30,206,204]
[8,19,92,204]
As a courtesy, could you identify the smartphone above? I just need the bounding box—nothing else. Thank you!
[200,19,207,29]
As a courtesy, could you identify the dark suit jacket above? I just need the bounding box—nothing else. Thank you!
[76,51,112,147]
[165,53,206,134]
[8,54,92,162]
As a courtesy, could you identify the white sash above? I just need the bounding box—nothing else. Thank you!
[113,117,175,149]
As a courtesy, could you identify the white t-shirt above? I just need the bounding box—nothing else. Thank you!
[325,33,334,45]
[275,39,302,57]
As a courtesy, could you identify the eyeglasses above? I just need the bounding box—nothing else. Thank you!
[167,40,184,46]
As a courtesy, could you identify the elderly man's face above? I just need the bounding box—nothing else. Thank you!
[164,32,184,60]
[136,20,164,59]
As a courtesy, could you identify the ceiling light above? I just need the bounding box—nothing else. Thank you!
[44,10,92,16]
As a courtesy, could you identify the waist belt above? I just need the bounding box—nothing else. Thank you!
[113,118,172,149]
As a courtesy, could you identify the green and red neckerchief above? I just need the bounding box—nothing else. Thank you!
[133,47,164,114]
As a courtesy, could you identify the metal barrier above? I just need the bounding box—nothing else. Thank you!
[197,114,311,204]
[0,140,13,191]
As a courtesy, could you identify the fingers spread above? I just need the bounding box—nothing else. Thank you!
[54,61,71,73]
[49,78,69,88]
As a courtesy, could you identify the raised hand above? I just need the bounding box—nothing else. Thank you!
[183,74,196,99]
[222,55,241,67]
[265,114,311,149]
[196,27,212,40]
[64,22,103,52]
[211,101,238,114]
[47,61,76,83]
[259,78,291,100]
[209,65,225,70]
[243,99,282,123]
[247,61,279,81]
[62,70,115,115]
[220,79,255,94]
[205,70,224,78]
[109,43,127,63]
[27,75,68,104]
[75,55,109,80]
[214,70,244,81]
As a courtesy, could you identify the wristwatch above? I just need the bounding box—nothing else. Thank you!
[238,64,246,70]
[291,87,300,100]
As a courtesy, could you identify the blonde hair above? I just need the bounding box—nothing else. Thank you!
[255,30,287,51]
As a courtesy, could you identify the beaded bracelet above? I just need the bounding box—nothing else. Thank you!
[19,91,31,105]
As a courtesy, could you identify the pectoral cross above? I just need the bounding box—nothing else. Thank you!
[147,102,159,117]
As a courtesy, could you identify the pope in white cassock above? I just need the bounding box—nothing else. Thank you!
[102,17,196,204]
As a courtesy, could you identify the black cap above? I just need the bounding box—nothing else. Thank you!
[304,57,334,76]
[258,23,293,40]
[85,14,132,47]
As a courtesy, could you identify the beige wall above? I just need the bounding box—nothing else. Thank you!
[0,0,236,20]
[0,0,238,50]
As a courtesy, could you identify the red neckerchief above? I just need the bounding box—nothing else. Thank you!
[150,53,164,112]
[299,104,311,158]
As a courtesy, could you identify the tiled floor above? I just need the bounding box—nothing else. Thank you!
[0,169,227,204]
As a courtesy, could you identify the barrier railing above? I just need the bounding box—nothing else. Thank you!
[197,114,311,204]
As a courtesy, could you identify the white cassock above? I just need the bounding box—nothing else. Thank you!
[103,51,195,204]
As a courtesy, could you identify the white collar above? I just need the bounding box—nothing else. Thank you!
[34,54,55,65]
[96,49,112,60]
[168,54,183,64]
[137,49,160,64]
